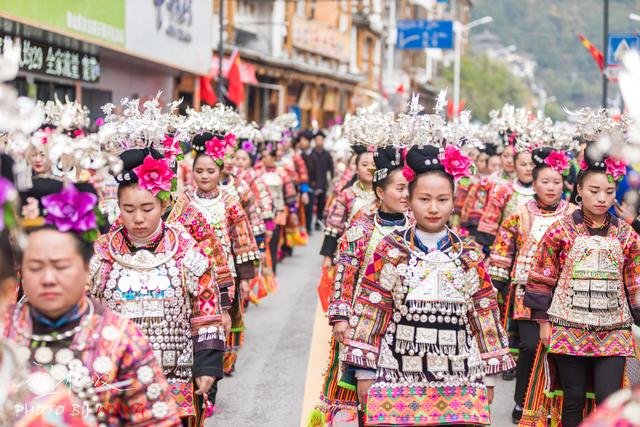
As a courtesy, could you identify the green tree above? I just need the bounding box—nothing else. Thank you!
[439,54,530,122]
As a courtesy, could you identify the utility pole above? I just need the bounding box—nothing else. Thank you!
[217,0,225,102]
[602,0,609,108]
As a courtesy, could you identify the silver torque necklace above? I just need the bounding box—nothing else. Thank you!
[13,297,95,343]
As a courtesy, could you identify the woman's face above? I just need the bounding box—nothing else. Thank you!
[222,146,235,175]
[501,147,515,174]
[533,167,564,206]
[515,152,534,184]
[22,229,88,319]
[29,146,51,175]
[578,172,616,218]
[234,149,252,170]
[377,169,409,214]
[119,184,164,241]
[357,152,374,185]
[477,153,489,175]
[487,155,502,174]
[261,150,276,167]
[193,155,221,193]
[410,173,454,233]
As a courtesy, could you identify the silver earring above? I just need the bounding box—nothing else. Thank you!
[575,194,583,204]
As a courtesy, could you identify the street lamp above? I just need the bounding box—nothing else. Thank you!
[453,16,493,116]
[629,13,640,21]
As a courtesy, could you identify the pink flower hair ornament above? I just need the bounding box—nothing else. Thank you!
[401,147,415,182]
[543,151,571,176]
[604,157,627,182]
[204,137,226,166]
[133,155,176,201]
[439,145,472,182]
[162,134,184,162]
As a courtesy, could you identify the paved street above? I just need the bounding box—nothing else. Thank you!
[206,233,517,427]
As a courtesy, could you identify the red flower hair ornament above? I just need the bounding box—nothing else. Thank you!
[133,155,176,201]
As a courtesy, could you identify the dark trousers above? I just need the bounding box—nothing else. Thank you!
[315,189,327,222]
[269,225,281,274]
[514,320,539,406]
[555,353,625,427]
[304,191,315,234]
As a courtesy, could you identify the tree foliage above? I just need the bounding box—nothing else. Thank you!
[472,0,640,109]
[439,54,530,122]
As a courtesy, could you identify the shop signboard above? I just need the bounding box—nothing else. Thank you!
[0,0,212,75]
[292,15,351,63]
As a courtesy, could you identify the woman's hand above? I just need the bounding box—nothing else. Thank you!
[195,376,215,395]
[487,386,494,404]
[357,379,374,405]
[539,321,551,345]
[221,310,231,336]
[615,201,636,225]
[332,321,350,344]
[322,256,333,268]
[21,197,40,220]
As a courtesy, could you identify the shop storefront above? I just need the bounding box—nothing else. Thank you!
[0,0,213,121]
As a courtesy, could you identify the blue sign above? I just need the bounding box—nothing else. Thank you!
[607,34,640,66]
[397,20,454,50]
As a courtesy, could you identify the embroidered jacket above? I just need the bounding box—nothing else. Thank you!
[4,300,181,426]
[168,191,258,280]
[162,195,235,308]
[524,210,640,357]
[342,228,514,425]
[488,199,575,320]
[460,175,495,229]
[477,180,535,246]
[220,172,266,237]
[320,182,377,257]
[237,168,275,222]
[328,211,408,323]
[91,224,224,418]
[255,164,297,225]
[280,149,310,188]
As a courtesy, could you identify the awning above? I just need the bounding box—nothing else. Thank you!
[210,54,258,85]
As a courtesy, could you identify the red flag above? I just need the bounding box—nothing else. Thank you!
[227,49,245,106]
[578,33,605,71]
[447,99,465,118]
[199,76,217,105]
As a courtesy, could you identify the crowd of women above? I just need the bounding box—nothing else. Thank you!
[0,39,317,426]
[1,34,640,427]
[309,95,640,427]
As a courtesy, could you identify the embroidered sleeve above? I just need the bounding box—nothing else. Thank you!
[477,184,511,239]
[488,212,520,287]
[342,240,399,370]
[467,258,516,374]
[328,223,367,322]
[255,177,275,220]
[228,201,260,266]
[281,170,297,207]
[324,190,350,238]
[110,320,182,426]
[293,154,309,185]
[238,179,266,236]
[623,227,640,325]
[454,180,470,215]
[524,220,566,319]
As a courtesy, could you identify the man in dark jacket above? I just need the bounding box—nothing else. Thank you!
[311,129,334,231]
[296,130,318,235]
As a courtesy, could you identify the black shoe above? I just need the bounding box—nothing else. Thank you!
[511,406,522,424]
[315,222,322,231]
[502,368,516,381]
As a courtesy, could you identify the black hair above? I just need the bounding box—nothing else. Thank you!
[0,229,17,282]
[192,151,222,170]
[342,174,358,192]
[26,225,94,265]
[576,168,616,188]
[532,164,566,182]
[117,181,137,199]
[514,151,529,161]
[408,170,455,198]
[373,168,403,199]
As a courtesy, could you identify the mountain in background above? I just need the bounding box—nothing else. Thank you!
[471,0,640,111]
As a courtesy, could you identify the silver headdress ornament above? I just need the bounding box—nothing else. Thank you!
[488,104,532,152]
[394,93,446,149]
[180,103,243,140]
[38,97,90,132]
[564,106,628,161]
[0,37,45,190]
[273,112,299,131]
[99,92,185,154]
[342,103,395,150]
